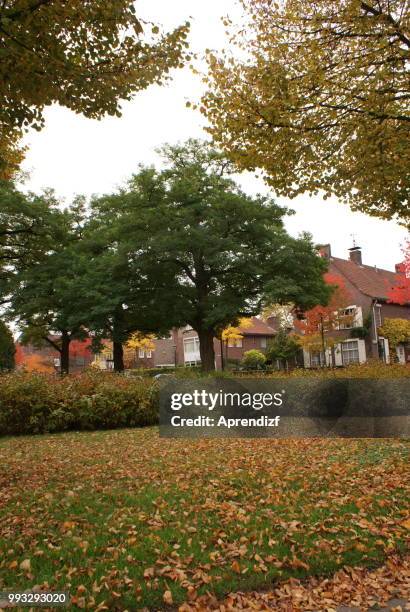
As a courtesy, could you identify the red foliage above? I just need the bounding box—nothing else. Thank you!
[295,273,353,335]
[388,240,410,305]
[69,338,93,359]
[14,343,25,367]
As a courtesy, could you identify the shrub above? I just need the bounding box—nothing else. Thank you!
[0,370,158,436]
[241,349,267,369]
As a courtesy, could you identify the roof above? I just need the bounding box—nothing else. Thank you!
[329,257,398,301]
[239,317,276,336]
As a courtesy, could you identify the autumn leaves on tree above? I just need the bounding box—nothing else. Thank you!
[0,0,190,179]
[202,0,410,225]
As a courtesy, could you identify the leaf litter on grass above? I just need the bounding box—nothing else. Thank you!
[0,429,408,610]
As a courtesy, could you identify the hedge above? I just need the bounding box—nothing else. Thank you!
[1,363,409,436]
[0,371,158,436]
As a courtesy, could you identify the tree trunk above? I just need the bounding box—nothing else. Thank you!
[60,331,70,375]
[198,329,216,372]
[113,340,124,372]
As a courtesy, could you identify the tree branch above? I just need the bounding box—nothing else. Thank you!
[360,1,410,49]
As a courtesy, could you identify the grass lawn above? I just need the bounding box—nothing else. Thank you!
[0,429,408,610]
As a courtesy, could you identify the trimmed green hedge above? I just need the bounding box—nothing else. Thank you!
[0,371,158,436]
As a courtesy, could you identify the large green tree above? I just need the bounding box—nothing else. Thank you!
[68,208,180,372]
[202,0,410,225]
[0,1,190,178]
[105,140,331,371]
[7,202,88,374]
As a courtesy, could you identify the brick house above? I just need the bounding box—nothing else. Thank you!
[108,317,276,371]
[171,317,276,370]
[302,244,410,367]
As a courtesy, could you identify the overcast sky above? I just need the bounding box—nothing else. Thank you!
[21,0,408,271]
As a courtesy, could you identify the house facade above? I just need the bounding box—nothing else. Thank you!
[302,244,410,367]
[90,317,276,371]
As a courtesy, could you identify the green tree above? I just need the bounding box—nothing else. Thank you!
[7,203,88,374]
[266,330,301,370]
[0,1,190,177]
[202,0,410,224]
[75,195,182,372]
[0,181,66,304]
[0,320,15,370]
[104,140,331,371]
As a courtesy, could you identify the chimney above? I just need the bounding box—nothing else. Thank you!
[395,262,405,274]
[349,245,362,265]
[318,244,331,259]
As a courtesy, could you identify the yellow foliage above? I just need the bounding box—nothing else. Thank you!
[222,317,252,341]
[126,332,156,352]
[0,129,26,181]
[0,1,190,175]
[379,318,410,348]
[202,0,410,224]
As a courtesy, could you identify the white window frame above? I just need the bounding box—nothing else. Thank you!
[341,340,360,365]
[183,337,201,363]
[146,350,152,359]
[138,348,145,358]
[374,304,382,328]
[260,337,267,348]
[338,305,363,329]
[228,337,243,348]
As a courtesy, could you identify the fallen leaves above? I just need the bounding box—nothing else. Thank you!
[0,430,408,610]
[19,558,31,572]
[163,589,173,605]
[182,553,410,611]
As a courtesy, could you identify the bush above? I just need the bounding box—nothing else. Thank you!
[241,349,267,369]
[0,370,158,436]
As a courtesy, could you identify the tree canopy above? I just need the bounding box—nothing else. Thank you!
[101,140,331,370]
[0,181,67,304]
[0,0,190,177]
[202,0,410,225]
[6,200,88,374]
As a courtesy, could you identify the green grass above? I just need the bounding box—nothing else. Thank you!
[0,429,408,610]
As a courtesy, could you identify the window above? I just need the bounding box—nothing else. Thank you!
[260,337,267,348]
[184,338,200,353]
[374,304,382,328]
[184,337,201,363]
[228,337,243,347]
[146,350,152,359]
[310,351,324,367]
[138,348,145,358]
[341,340,359,365]
[338,306,357,329]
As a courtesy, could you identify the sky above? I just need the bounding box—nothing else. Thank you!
[20,0,408,272]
